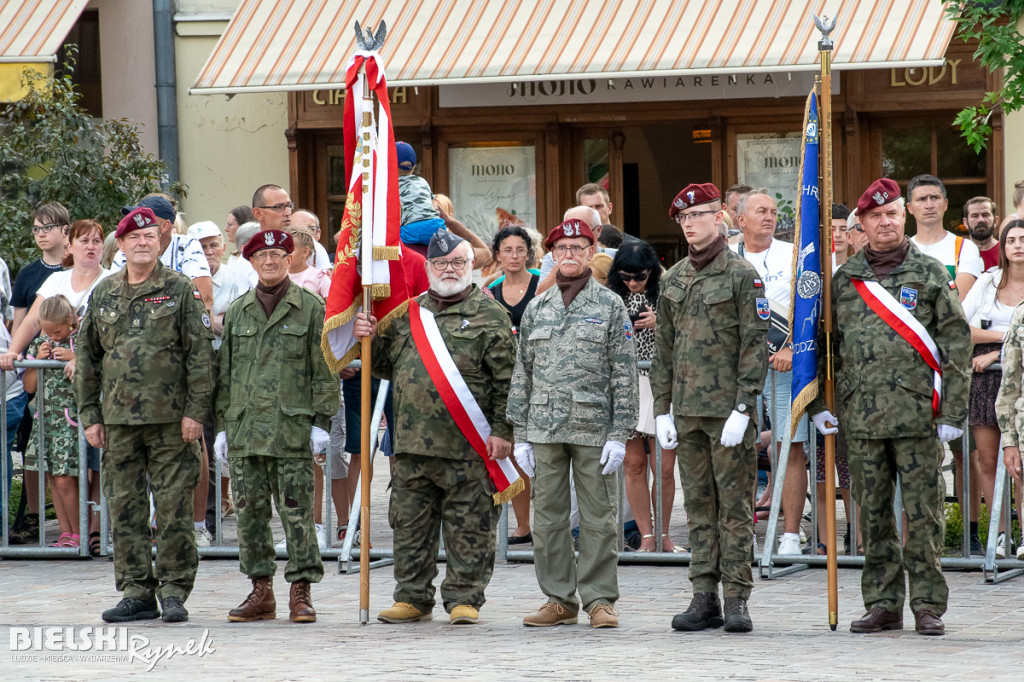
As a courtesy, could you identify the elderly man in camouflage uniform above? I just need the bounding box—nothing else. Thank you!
[508,218,638,629]
[809,178,971,636]
[215,229,337,623]
[650,183,768,633]
[76,207,216,624]
[353,230,516,626]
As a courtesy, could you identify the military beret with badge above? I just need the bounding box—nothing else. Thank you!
[669,182,720,220]
[115,207,160,238]
[544,219,595,249]
[243,229,294,260]
[855,177,900,215]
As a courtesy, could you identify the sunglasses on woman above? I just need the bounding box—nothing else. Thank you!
[619,271,649,283]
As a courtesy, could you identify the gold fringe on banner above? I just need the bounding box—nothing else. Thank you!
[492,476,525,506]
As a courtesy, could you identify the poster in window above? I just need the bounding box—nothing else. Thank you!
[735,133,802,206]
[448,146,537,243]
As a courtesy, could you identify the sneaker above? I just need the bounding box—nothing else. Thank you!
[194,527,212,549]
[587,603,619,629]
[523,602,578,627]
[1017,543,1024,560]
[777,534,802,555]
[102,597,161,623]
[315,524,328,552]
[160,596,189,623]
[969,536,984,557]
[995,532,1007,559]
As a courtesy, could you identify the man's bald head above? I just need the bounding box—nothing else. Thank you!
[563,206,602,238]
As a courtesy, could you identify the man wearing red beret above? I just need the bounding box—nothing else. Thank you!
[808,178,972,636]
[75,208,216,624]
[654,182,769,632]
[508,219,638,629]
[215,229,339,623]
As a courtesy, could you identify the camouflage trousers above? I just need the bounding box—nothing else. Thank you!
[847,436,948,615]
[102,423,200,601]
[675,416,757,599]
[389,454,499,613]
[230,454,323,584]
[532,442,619,613]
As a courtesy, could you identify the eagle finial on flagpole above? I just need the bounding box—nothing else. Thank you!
[813,14,836,50]
[354,20,387,51]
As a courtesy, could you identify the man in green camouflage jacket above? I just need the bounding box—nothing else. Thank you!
[354,231,516,626]
[76,207,215,624]
[508,218,638,630]
[650,183,769,633]
[809,178,971,636]
[215,229,338,624]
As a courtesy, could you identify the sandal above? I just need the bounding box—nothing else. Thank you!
[661,535,685,553]
[89,531,102,557]
[50,532,72,548]
[816,542,827,556]
[637,533,656,552]
[57,533,80,548]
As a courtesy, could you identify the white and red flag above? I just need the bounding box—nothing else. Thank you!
[321,50,408,370]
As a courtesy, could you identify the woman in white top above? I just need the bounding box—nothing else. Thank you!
[960,220,1024,554]
[0,219,112,373]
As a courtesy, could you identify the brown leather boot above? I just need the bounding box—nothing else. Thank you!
[228,576,276,622]
[289,580,316,623]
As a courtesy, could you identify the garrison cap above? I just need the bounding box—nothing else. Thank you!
[427,229,466,259]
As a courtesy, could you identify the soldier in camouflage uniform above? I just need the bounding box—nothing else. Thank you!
[76,207,215,624]
[809,179,971,636]
[354,231,516,626]
[215,229,337,623]
[508,218,638,629]
[650,183,769,633]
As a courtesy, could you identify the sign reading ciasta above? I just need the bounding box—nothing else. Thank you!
[449,146,537,243]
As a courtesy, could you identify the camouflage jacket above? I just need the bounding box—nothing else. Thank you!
[810,243,971,439]
[650,247,769,418]
[370,286,516,461]
[76,262,215,427]
[507,277,638,446]
[995,303,1024,447]
[215,280,338,458]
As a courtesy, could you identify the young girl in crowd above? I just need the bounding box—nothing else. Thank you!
[22,295,80,548]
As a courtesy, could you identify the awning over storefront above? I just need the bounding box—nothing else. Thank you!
[0,0,89,101]
[191,0,958,95]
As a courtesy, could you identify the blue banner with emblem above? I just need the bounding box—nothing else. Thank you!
[789,90,821,437]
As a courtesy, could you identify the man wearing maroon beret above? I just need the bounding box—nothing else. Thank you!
[508,219,638,629]
[215,229,338,623]
[808,178,971,636]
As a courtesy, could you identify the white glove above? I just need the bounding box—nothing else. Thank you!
[514,442,535,478]
[600,441,626,475]
[655,414,678,450]
[310,426,331,455]
[937,424,963,444]
[811,410,839,436]
[214,431,229,470]
[720,410,750,447]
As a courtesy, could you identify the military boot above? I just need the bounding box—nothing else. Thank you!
[723,597,753,632]
[671,593,724,631]
[288,580,316,623]
[228,576,276,622]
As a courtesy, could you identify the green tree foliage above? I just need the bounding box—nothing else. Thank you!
[0,49,185,272]
[946,1,1024,153]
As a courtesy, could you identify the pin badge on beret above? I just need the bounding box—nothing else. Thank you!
[265,231,275,245]
[133,213,146,227]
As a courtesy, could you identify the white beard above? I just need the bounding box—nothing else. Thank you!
[429,269,473,297]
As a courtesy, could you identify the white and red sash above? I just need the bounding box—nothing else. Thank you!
[407,300,523,505]
[850,279,941,416]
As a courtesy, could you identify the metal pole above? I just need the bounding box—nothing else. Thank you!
[36,367,46,547]
[961,422,971,558]
[1,372,8,546]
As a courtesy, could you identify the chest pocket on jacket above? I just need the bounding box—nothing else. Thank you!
[449,326,485,373]
[97,308,122,351]
[574,323,607,370]
[231,325,258,359]
[278,323,308,359]
[703,287,738,331]
[147,304,179,348]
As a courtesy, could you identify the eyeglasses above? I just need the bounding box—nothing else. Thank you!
[552,244,588,256]
[850,224,864,232]
[251,250,289,262]
[675,210,717,224]
[619,271,649,283]
[429,258,469,272]
[499,247,528,257]
[257,202,294,212]
[32,223,64,234]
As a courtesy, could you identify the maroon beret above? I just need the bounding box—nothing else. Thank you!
[115,207,160,238]
[545,219,595,249]
[856,178,901,215]
[243,229,294,260]
[669,183,720,219]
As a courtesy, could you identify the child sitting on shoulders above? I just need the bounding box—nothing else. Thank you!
[396,141,446,246]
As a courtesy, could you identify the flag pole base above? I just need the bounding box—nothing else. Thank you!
[360,608,369,625]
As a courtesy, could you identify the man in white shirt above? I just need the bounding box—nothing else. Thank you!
[730,190,809,556]
[907,174,982,301]
[291,210,332,271]
[111,196,213,311]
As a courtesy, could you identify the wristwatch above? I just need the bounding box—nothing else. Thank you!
[736,403,750,416]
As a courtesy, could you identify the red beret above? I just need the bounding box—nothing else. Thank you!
[243,229,294,260]
[545,219,595,249]
[115,207,160,238]
[856,178,901,215]
[669,183,720,219]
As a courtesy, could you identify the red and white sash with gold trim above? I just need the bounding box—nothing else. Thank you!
[408,300,523,505]
[850,279,941,416]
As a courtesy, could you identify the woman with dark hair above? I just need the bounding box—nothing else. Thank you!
[607,240,679,552]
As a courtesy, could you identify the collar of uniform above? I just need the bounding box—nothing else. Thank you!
[109,260,168,298]
[680,243,729,279]
[563,275,600,313]
[843,241,929,280]
[244,276,305,320]
[420,284,481,316]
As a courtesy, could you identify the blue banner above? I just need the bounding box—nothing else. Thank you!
[789,90,821,436]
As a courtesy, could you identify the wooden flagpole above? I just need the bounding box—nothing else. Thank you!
[815,13,839,631]
[358,63,373,624]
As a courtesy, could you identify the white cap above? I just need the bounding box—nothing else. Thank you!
[187,221,222,241]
